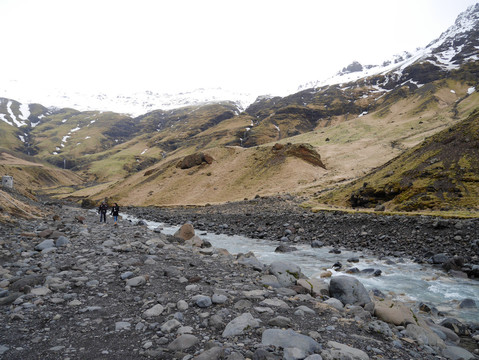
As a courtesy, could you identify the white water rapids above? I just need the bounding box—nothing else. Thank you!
[124,215,479,325]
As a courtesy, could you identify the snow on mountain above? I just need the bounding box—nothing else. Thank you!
[1,5,478,120]
[299,3,479,91]
[0,81,257,117]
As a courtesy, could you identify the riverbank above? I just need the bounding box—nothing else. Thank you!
[126,195,479,274]
[0,199,478,359]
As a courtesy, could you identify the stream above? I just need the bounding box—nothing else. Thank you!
[124,215,479,325]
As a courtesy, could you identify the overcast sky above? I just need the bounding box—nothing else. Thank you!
[1,0,478,97]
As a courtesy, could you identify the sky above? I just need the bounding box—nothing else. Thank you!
[1,0,478,98]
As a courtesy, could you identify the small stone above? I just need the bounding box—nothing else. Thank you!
[194,295,212,308]
[143,304,164,318]
[167,334,199,351]
[115,321,131,331]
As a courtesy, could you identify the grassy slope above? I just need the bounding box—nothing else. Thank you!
[316,93,479,213]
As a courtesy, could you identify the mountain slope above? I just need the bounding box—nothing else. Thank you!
[1,4,479,212]
[317,105,479,212]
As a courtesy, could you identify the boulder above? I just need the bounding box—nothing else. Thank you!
[442,345,476,360]
[269,261,303,287]
[297,278,329,297]
[404,324,445,348]
[177,152,214,169]
[222,313,261,338]
[237,253,265,271]
[374,300,415,326]
[329,276,371,306]
[174,223,195,241]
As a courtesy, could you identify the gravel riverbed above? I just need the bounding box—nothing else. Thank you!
[0,197,478,359]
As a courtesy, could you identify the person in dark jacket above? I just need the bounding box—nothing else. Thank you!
[111,203,120,225]
[98,202,108,223]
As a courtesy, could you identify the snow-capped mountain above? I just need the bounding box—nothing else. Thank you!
[1,4,479,120]
[299,3,479,91]
[0,82,257,117]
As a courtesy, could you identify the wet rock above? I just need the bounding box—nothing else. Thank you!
[459,298,477,308]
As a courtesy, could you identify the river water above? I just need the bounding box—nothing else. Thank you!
[124,215,479,325]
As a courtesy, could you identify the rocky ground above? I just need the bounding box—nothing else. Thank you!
[0,197,478,360]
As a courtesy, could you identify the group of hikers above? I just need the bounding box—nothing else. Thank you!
[98,201,120,224]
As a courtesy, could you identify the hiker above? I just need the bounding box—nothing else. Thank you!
[98,201,108,223]
[111,202,120,225]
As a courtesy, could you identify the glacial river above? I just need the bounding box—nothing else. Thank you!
[124,215,479,325]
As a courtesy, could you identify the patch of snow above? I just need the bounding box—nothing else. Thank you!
[18,103,30,121]
[468,87,476,95]
[18,135,25,142]
[70,126,81,132]
[273,125,280,132]
[38,114,45,119]
[62,119,67,123]
[85,136,91,139]
[7,101,27,127]
[140,149,148,155]
[358,111,368,118]
[450,89,456,94]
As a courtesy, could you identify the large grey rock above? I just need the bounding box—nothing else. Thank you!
[442,345,475,360]
[237,253,265,271]
[222,313,261,338]
[261,328,321,354]
[321,341,369,360]
[329,276,371,306]
[404,324,445,348]
[167,334,199,351]
[260,274,282,288]
[35,239,55,251]
[269,261,303,287]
